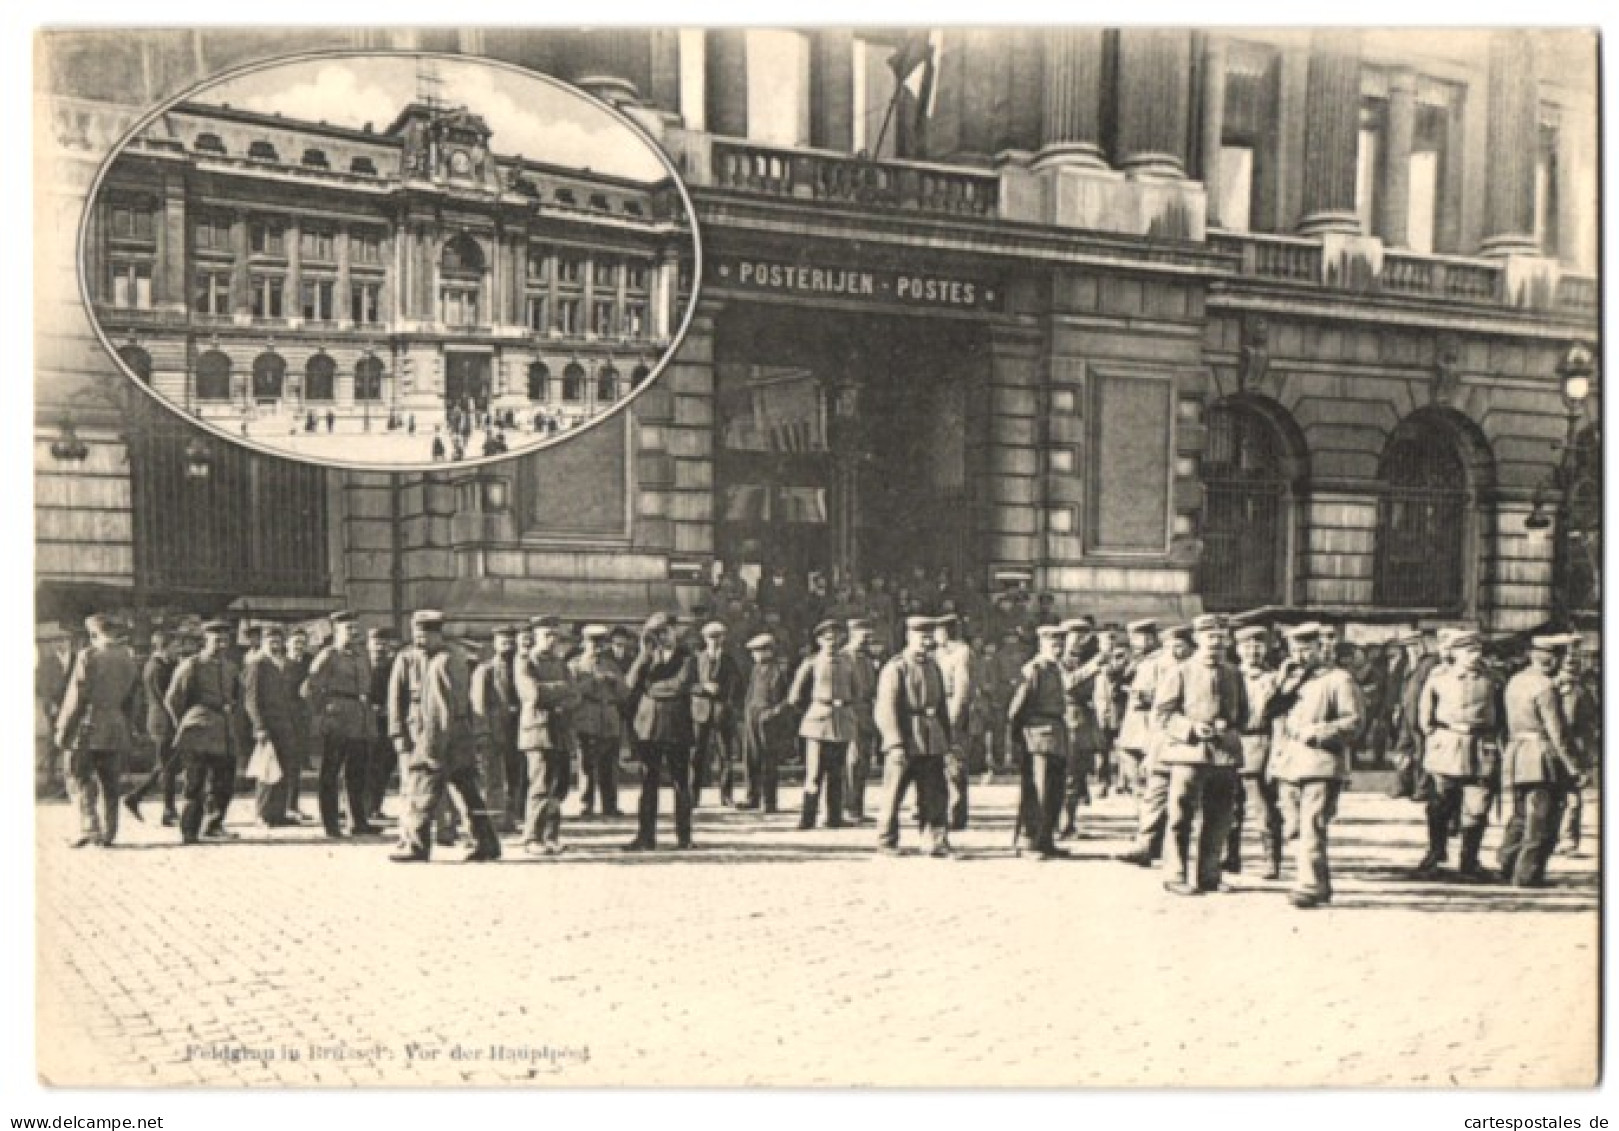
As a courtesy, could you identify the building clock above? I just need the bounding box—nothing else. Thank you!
[449,150,473,176]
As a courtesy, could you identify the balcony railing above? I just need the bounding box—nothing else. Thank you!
[1208,231,1323,284]
[1557,274,1598,314]
[710,138,999,219]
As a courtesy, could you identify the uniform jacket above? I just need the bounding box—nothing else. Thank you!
[1236,665,1280,776]
[165,653,238,756]
[142,652,177,742]
[387,644,476,768]
[845,645,880,739]
[1270,664,1363,782]
[626,646,697,746]
[1396,652,1442,738]
[1117,649,1170,753]
[1092,661,1131,735]
[934,640,976,735]
[367,652,394,739]
[790,650,859,743]
[691,648,745,727]
[305,644,373,743]
[471,654,522,748]
[1062,649,1106,753]
[874,651,951,757]
[1502,666,1575,787]
[55,642,140,754]
[1417,663,1502,780]
[742,658,794,738]
[568,651,628,741]
[515,651,580,752]
[1007,656,1068,757]
[243,653,301,742]
[284,654,313,736]
[1153,654,1247,767]
[1557,676,1599,772]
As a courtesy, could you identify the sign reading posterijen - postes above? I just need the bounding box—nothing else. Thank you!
[711,257,1002,311]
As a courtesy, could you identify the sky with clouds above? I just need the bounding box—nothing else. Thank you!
[188,54,667,182]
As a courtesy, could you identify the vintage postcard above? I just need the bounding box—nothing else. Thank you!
[32,26,1600,1090]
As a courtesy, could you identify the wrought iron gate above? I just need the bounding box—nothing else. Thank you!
[1198,402,1289,611]
[1374,427,1467,611]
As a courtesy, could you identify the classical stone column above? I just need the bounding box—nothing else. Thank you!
[1198,33,1229,224]
[705,30,749,139]
[229,211,249,316]
[1480,31,1540,257]
[810,29,854,152]
[1378,67,1417,248]
[285,217,302,319]
[930,29,1005,165]
[336,225,352,325]
[1296,30,1363,236]
[159,174,186,308]
[1115,29,1192,178]
[1035,28,1108,169]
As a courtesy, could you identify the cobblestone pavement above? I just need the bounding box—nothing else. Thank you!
[35,783,1598,1088]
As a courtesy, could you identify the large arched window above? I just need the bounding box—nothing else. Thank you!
[304,353,335,402]
[1374,414,1474,611]
[117,344,152,384]
[252,352,286,402]
[597,364,620,404]
[562,362,586,402]
[527,361,550,402]
[440,234,485,278]
[439,234,485,326]
[354,356,384,402]
[1198,398,1302,611]
[195,350,231,401]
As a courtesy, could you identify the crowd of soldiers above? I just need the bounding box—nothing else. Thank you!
[42,593,1599,905]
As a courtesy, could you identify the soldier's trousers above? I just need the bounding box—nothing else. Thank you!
[634,740,693,847]
[400,758,498,858]
[364,734,393,818]
[287,727,309,814]
[317,737,371,834]
[1497,782,1568,886]
[691,718,737,806]
[1062,744,1096,829]
[1279,779,1339,900]
[876,750,948,851]
[253,730,302,824]
[1227,773,1284,870]
[503,740,528,827]
[523,747,571,847]
[1561,785,1583,851]
[1129,767,1171,858]
[1164,764,1239,891]
[67,747,123,842]
[1116,748,1145,795]
[845,732,874,820]
[179,750,236,842]
[128,734,179,815]
[1017,750,1065,851]
[578,734,619,816]
[1425,773,1494,866]
[739,716,779,812]
[946,747,970,830]
[474,736,512,831]
[397,748,461,843]
[800,739,847,828]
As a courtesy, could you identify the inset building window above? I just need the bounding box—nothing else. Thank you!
[350,156,378,176]
[304,353,336,401]
[252,352,286,401]
[300,278,336,322]
[526,249,549,281]
[562,362,586,402]
[525,295,548,332]
[624,302,647,338]
[556,256,584,285]
[527,362,550,401]
[441,286,481,327]
[247,140,280,162]
[251,275,285,319]
[109,203,154,242]
[592,299,617,337]
[354,356,385,402]
[194,269,230,316]
[194,132,226,155]
[250,220,285,256]
[299,228,335,262]
[350,281,381,325]
[597,364,620,403]
[351,230,384,265]
[195,350,232,401]
[110,261,152,309]
[194,213,232,252]
[118,344,152,383]
[625,261,650,292]
[556,297,581,335]
[300,148,330,169]
[593,259,618,288]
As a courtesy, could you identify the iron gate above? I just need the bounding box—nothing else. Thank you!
[1374,426,1467,611]
[1198,402,1289,611]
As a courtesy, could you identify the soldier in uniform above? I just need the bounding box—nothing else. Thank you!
[1386,629,1439,800]
[1270,624,1364,908]
[1154,615,1247,896]
[1058,616,1105,836]
[932,614,976,830]
[690,621,745,808]
[303,611,377,838]
[1556,645,1598,856]
[55,614,140,848]
[124,629,181,827]
[571,625,628,818]
[363,627,397,822]
[1414,629,1502,881]
[874,616,954,857]
[1113,620,1161,800]
[737,633,792,813]
[844,618,880,823]
[1093,629,1134,796]
[624,611,698,851]
[245,625,303,828]
[284,628,315,822]
[470,626,521,833]
[789,619,858,830]
[166,620,242,844]
[515,615,580,856]
[1117,624,1193,867]
[1006,624,1071,859]
[387,611,501,863]
[1224,624,1284,878]
[1496,635,1581,887]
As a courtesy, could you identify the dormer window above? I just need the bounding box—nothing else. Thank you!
[589,193,611,211]
[623,201,644,217]
[350,156,378,176]
[300,148,329,169]
[247,140,279,162]
[194,132,226,155]
[554,188,576,206]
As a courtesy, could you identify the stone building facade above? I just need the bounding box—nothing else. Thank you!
[37,28,1600,640]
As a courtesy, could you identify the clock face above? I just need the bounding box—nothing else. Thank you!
[449,150,472,175]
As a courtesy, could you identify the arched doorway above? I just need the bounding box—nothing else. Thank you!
[304,354,335,402]
[354,355,384,402]
[1374,409,1491,613]
[252,352,286,403]
[597,364,620,404]
[195,350,231,401]
[1198,396,1305,611]
[527,362,550,402]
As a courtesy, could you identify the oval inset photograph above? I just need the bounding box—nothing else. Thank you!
[81,51,700,469]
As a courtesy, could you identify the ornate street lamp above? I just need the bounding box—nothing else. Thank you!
[1527,342,1598,624]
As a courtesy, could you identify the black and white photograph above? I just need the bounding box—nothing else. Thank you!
[25,22,1604,1100]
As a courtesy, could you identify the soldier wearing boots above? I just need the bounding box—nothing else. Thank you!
[363,627,397,822]
[1113,620,1160,801]
[1556,647,1598,856]
[1058,616,1104,838]
[690,622,744,807]
[304,612,377,838]
[933,615,976,830]
[623,612,698,851]
[56,614,140,848]
[873,616,953,857]
[124,630,181,827]
[1414,630,1503,882]
[167,620,242,844]
[1386,629,1440,801]
[789,619,857,830]
[517,615,580,856]
[737,634,793,813]
[844,619,880,823]
[1006,624,1071,860]
[570,625,628,819]
[1117,624,1193,867]
[1496,635,1580,887]
[1224,625,1284,879]
[245,625,303,828]
[471,626,521,833]
[387,610,501,863]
